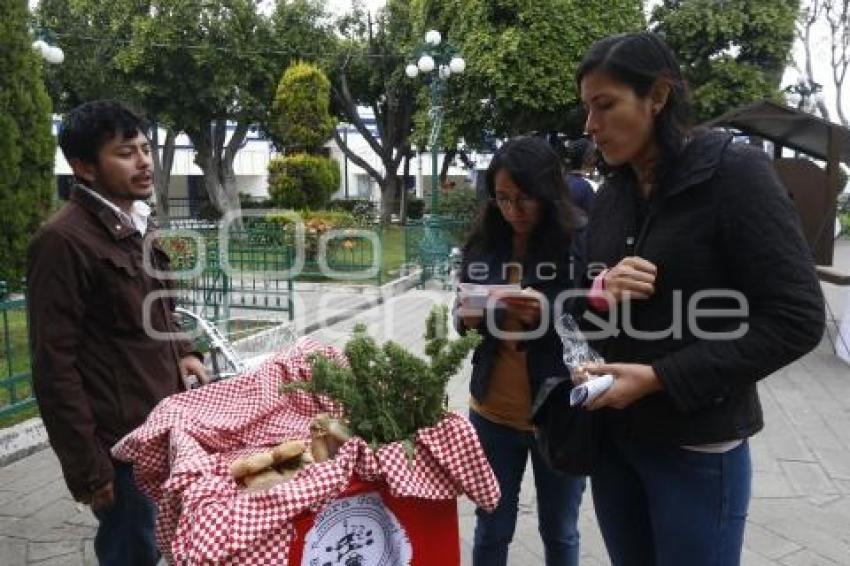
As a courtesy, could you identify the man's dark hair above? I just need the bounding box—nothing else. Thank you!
[58,100,148,165]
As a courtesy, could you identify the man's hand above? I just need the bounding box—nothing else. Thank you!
[604,257,657,302]
[88,482,115,514]
[179,355,210,388]
[581,363,663,410]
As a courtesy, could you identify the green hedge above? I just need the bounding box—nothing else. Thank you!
[434,188,479,218]
[268,153,340,210]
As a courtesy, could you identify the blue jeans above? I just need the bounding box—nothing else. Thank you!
[591,430,752,566]
[470,410,586,566]
[93,460,159,566]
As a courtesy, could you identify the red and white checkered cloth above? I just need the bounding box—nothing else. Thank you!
[112,337,500,565]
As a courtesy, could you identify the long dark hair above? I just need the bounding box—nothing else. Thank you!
[465,136,575,266]
[575,32,693,185]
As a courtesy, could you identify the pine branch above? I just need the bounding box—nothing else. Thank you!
[292,307,481,448]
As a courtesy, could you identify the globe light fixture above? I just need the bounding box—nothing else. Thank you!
[405,64,419,78]
[32,37,64,65]
[417,54,435,74]
[438,65,451,80]
[44,46,64,64]
[449,57,466,74]
[31,40,48,57]
[425,29,441,46]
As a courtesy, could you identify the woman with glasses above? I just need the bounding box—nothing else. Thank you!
[453,136,586,566]
[575,32,824,565]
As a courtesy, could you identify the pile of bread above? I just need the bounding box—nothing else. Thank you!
[229,413,351,492]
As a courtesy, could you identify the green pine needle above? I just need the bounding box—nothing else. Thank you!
[291,306,481,449]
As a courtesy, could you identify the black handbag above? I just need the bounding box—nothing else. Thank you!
[531,375,599,475]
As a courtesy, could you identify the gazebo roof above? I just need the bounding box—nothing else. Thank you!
[703,100,850,165]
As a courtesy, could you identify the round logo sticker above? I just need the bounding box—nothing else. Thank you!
[302,491,412,566]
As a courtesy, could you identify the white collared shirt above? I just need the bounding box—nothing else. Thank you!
[78,185,151,236]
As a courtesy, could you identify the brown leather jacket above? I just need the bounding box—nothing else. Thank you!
[27,186,193,501]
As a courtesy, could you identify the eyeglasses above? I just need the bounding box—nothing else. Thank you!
[491,196,537,209]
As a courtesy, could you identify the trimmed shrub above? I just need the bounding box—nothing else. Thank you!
[434,188,478,218]
[271,62,335,151]
[239,193,273,209]
[268,153,341,210]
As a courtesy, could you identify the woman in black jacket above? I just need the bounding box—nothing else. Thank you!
[575,32,825,565]
[454,136,586,566]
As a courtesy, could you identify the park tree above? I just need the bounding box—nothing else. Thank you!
[410,0,644,148]
[41,0,330,224]
[115,0,282,225]
[0,0,55,289]
[326,0,420,222]
[794,0,849,125]
[651,0,801,123]
[268,61,340,209]
[34,0,141,113]
[35,0,184,222]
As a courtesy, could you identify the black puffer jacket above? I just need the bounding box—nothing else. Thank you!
[584,130,825,445]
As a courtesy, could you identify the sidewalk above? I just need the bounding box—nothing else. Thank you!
[1,269,849,563]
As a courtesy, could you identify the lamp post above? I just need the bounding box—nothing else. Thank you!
[406,30,465,281]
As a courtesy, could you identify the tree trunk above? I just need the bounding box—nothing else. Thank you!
[151,126,176,226]
[439,148,456,187]
[457,150,474,170]
[401,152,411,224]
[150,122,177,226]
[379,174,400,224]
[187,119,247,230]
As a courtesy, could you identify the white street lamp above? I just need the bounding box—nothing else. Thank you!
[405,63,419,78]
[425,30,442,46]
[32,38,64,65]
[45,46,64,65]
[31,40,48,57]
[438,64,451,80]
[417,54,435,73]
[449,57,466,74]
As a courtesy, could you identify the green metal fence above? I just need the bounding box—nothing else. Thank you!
[159,220,389,323]
[404,217,473,285]
[0,282,35,421]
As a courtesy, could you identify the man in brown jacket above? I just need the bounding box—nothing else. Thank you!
[27,100,208,565]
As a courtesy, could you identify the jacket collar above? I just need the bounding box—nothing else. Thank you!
[69,184,137,241]
[662,129,733,199]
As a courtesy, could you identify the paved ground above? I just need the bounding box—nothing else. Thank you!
[1,242,849,565]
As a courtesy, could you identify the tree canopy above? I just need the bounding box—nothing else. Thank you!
[1,0,54,289]
[423,0,645,145]
[652,0,800,123]
[324,0,420,221]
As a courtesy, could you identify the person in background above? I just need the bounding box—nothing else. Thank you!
[575,32,824,565]
[454,136,586,566]
[564,138,597,214]
[27,100,208,566]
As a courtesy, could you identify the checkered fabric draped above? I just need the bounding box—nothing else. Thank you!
[112,337,500,565]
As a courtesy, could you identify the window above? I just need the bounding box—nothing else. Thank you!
[356,175,373,199]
